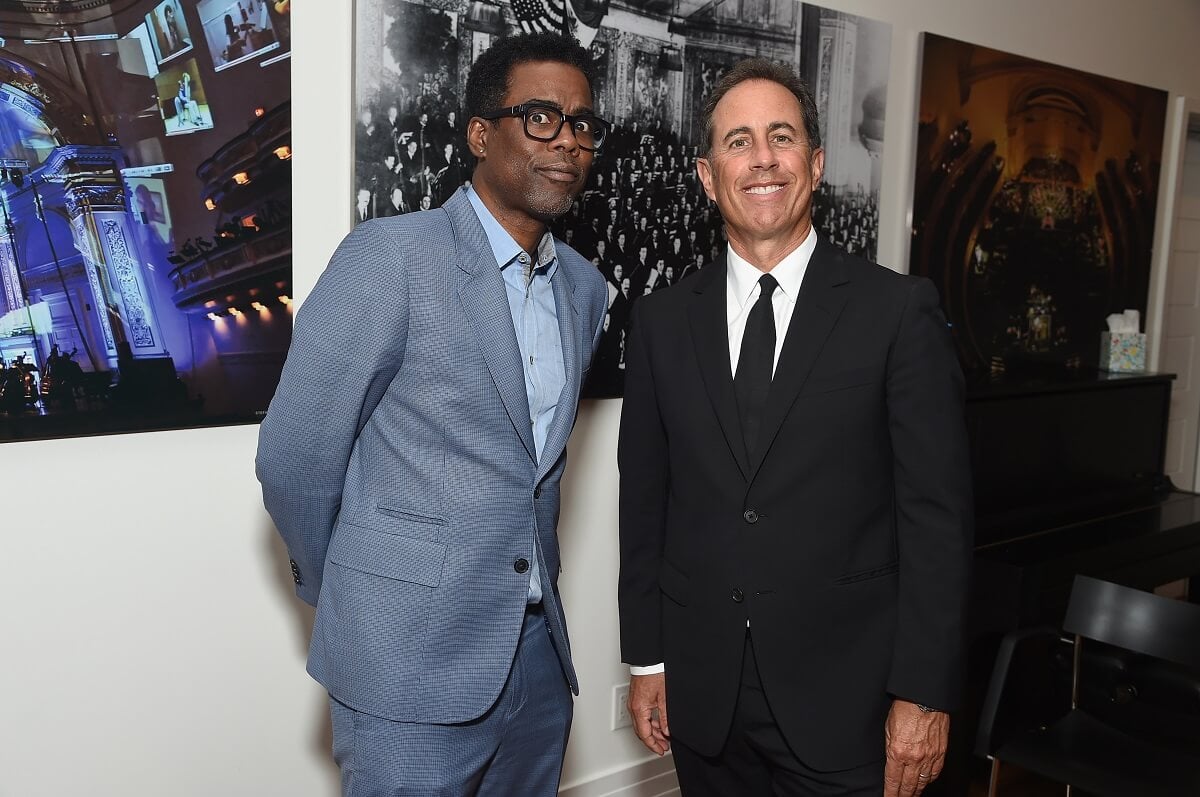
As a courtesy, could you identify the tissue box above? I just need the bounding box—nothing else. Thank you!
[1099,332,1146,372]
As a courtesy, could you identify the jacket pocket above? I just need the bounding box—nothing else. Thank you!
[376,502,448,526]
[330,520,447,587]
[659,559,690,606]
[834,560,899,585]
[805,366,879,395]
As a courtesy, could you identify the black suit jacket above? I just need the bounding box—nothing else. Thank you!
[617,239,973,769]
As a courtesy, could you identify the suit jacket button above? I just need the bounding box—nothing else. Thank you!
[534,487,542,499]
[514,558,530,574]
[731,587,744,603]
[743,509,759,524]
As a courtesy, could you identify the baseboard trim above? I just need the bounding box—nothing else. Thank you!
[560,754,680,797]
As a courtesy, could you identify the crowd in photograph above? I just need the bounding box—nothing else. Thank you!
[354,64,467,220]
[353,85,880,396]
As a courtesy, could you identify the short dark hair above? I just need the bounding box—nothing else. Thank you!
[464,32,595,123]
[698,58,821,156]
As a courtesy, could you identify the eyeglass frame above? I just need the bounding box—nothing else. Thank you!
[477,102,609,152]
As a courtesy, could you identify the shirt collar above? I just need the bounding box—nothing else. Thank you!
[726,227,817,309]
[466,186,559,278]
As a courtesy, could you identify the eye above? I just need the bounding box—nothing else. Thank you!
[773,133,794,144]
[527,109,556,126]
[728,138,749,149]
[574,118,594,134]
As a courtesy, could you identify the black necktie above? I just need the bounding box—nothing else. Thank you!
[734,273,778,460]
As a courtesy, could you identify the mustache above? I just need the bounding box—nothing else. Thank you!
[537,160,584,178]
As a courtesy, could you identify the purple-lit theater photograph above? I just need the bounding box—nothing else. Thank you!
[0,0,291,441]
[354,0,891,397]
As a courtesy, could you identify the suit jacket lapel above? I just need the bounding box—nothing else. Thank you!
[748,238,850,479]
[446,191,537,464]
[688,257,751,481]
[535,263,582,481]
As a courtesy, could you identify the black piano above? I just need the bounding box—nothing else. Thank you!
[936,370,1200,795]
[968,370,1200,631]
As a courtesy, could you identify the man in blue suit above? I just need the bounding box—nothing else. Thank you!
[257,32,609,796]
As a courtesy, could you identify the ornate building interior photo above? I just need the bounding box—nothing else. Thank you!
[0,0,290,440]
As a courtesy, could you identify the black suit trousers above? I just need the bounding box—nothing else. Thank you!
[672,631,883,797]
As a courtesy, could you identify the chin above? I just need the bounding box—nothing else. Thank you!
[532,195,576,221]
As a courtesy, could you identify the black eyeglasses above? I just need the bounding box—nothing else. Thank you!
[479,103,609,151]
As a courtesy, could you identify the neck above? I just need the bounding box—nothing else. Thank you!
[472,182,546,254]
[726,222,811,272]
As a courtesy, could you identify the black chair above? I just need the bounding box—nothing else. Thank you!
[976,574,1200,796]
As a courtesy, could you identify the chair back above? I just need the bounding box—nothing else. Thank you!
[1063,575,1200,670]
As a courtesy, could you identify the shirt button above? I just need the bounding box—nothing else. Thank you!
[731,588,744,603]
[514,558,530,574]
[743,509,759,524]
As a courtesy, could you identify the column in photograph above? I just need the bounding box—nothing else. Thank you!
[815,10,857,189]
[47,145,170,367]
[0,224,20,314]
[356,0,386,106]
[614,34,633,124]
[669,59,684,132]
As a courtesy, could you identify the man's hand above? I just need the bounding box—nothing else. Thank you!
[628,673,670,755]
[883,699,949,796]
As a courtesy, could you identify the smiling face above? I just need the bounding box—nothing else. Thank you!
[697,79,824,258]
[468,60,594,242]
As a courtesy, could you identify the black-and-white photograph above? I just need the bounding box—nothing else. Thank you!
[353,0,891,397]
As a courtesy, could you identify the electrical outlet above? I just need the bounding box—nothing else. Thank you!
[611,683,632,730]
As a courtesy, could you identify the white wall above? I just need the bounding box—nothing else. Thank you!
[4,2,1200,795]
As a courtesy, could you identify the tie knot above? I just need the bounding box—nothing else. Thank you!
[758,273,778,300]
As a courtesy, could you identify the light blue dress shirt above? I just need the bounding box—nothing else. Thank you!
[466,187,565,604]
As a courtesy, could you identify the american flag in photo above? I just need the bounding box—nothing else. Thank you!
[510,0,568,35]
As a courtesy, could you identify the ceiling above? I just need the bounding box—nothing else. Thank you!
[0,0,144,36]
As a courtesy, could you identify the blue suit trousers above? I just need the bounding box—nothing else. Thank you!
[329,606,572,796]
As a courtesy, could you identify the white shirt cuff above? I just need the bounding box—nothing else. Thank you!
[629,663,665,676]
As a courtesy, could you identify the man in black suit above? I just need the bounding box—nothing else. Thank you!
[618,59,971,797]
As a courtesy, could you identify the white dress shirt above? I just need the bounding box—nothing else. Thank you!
[726,228,816,378]
[630,229,818,677]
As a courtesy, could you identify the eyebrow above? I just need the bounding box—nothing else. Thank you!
[721,121,800,143]
[520,97,596,115]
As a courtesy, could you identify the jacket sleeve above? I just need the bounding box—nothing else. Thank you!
[617,300,671,665]
[255,220,410,606]
[884,277,974,711]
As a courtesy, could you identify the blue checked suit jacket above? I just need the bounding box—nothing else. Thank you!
[257,187,607,723]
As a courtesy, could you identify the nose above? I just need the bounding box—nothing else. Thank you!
[749,136,777,169]
[549,119,582,155]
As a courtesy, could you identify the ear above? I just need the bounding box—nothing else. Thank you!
[696,156,716,202]
[810,147,825,187]
[466,117,489,159]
